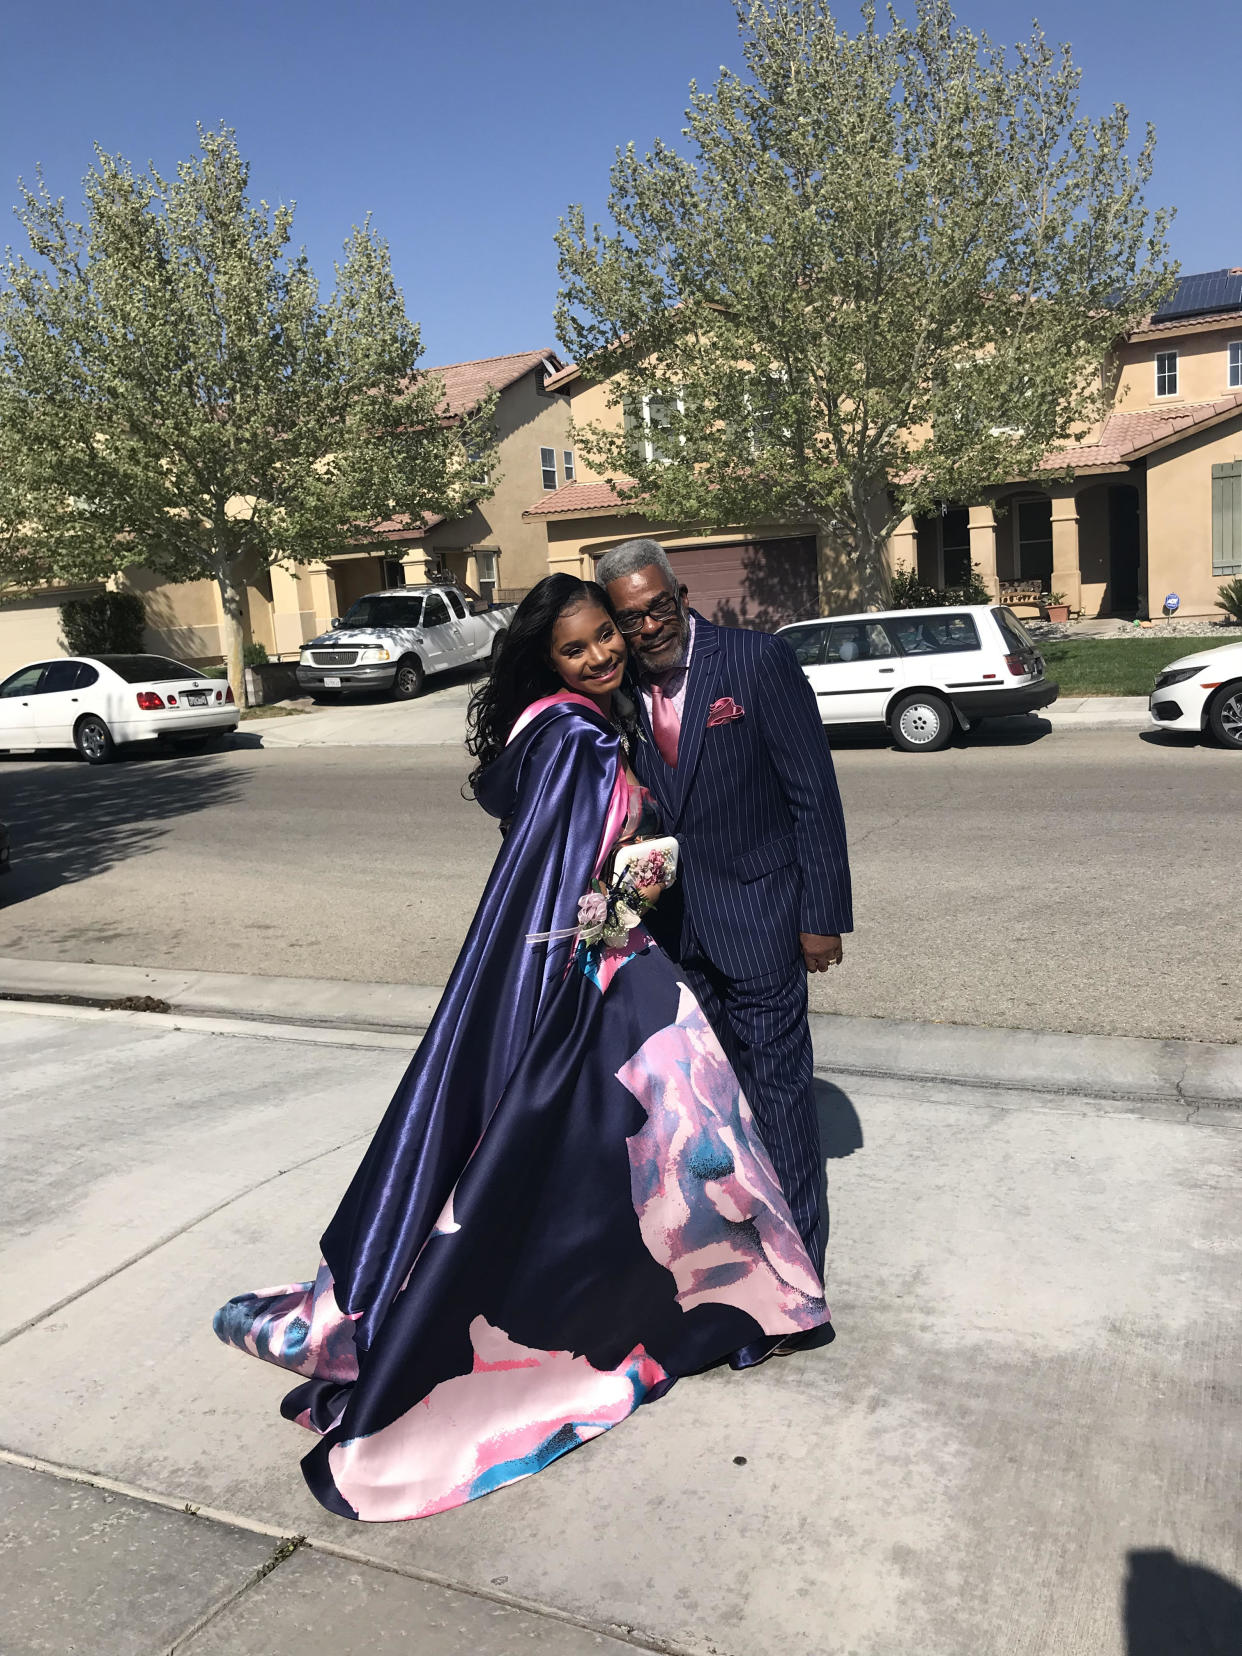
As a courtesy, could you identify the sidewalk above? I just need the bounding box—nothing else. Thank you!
[1,974,1239,1654]
[252,685,1151,749]
[1,952,1239,1102]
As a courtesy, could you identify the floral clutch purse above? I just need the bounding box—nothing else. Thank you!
[612,835,679,887]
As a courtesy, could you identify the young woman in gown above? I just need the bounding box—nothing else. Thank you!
[213,575,830,1522]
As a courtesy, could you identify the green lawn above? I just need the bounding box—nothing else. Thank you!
[1037,635,1220,697]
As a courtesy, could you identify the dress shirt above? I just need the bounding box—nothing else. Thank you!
[639,614,696,725]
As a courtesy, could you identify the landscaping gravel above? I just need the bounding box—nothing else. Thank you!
[1028,617,1242,642]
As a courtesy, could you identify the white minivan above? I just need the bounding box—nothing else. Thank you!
[778,604,1058,751]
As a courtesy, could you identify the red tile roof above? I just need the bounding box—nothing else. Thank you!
[1043,392,1242,469]
[520,396,1242,518]
[1130,309,1242,338]
[523,479,637,518]
[423,350,564,415]
[367,510,446,543]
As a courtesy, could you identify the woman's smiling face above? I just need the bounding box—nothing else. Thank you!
[549,599,627,699]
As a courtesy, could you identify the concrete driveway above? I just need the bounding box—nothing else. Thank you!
[2,1000,1239,1655]
[257,673,476,748]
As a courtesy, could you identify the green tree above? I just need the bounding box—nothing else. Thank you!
[555,0,1174,604]
[0,126,496,702]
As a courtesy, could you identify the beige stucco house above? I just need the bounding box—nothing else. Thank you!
[523,268,1242,626]
[0,349,574,676]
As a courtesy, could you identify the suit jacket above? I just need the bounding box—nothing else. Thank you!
[632,613,853,980]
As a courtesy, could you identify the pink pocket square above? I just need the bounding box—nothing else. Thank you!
[707,696,745,727]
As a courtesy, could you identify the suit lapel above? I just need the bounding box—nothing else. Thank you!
[669,615,722,825]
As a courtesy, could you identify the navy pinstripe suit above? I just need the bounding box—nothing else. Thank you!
[633,613,853,1267]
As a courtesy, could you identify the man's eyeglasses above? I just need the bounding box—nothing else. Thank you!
[614,594,681,637]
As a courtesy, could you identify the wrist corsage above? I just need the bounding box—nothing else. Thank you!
[576,844,677,950]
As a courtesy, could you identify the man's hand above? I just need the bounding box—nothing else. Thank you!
[801,932,843,973]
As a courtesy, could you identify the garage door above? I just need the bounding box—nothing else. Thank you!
[664,536,817,631]
[0,594,72,679]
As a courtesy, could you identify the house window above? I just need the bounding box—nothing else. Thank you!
[1213,461,1242,576]
[1229,342,1242,389]
[1155,351,1179,398]
[624,392,685,463]
[475,550,498,603]
[1016,499,1054,586]
[563,450,576,483]
[540,447,557,490]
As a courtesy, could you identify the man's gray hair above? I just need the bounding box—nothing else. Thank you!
[595,538,678,592]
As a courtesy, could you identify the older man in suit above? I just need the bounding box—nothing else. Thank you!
[598,539,852,1296]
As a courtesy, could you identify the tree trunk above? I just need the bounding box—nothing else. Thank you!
[850,484,898,611]
[216,566,248,711]
[854,526,891,610]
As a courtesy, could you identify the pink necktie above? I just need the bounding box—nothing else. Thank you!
[650,681,680,768]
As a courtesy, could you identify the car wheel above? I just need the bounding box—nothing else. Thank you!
[74,714,116,765]
[392,656,426,700]
[890,692,953,753]
[1207,683,1242,750]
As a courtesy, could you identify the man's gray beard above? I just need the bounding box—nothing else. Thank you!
[638,621,690,682]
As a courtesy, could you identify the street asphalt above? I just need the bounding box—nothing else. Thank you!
[1,720,1237,1043]
[2,1001,1239,1656]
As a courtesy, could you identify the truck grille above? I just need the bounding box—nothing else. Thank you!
[310,650,359,666]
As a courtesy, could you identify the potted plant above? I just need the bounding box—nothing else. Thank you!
[1041,589,1071,623]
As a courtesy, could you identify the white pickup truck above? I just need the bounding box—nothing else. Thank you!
[296,585,513,701]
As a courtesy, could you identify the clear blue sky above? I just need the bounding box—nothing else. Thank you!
[2,0,1238,368]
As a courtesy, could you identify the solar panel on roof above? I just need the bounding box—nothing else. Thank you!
[1153,269,1242,321]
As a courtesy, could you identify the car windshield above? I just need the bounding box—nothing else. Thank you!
[97,655,201,683]
[340,595,425,629]
[993,607,1038,652]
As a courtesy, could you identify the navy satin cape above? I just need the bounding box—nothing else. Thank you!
[320,700,618,1341]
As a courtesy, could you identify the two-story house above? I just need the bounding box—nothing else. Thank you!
[0,349,576,675]
[522,269,1242,625]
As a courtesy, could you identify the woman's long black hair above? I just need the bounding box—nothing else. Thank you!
[465,573,616,792]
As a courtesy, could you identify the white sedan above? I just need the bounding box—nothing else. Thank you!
[0,654,239,763]
[1148,640,1242,749]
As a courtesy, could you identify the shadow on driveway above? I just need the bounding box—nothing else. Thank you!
[304,662,483,710]
[0,747,247,908]
[825,715,1054,753]
[1124,1548,1242,1655]
[814,1077,864,1249]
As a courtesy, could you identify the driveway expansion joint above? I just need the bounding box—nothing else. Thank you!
[0,1448,696,1656]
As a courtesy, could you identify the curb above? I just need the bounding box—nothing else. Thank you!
[2,955,1238,1107]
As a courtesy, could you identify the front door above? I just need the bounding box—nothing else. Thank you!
[1108,487,1141,614]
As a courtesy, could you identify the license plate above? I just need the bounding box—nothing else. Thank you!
[324,676,342,687]
[184,692,208,706]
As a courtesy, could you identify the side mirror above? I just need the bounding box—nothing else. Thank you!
[330,617,342,629]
